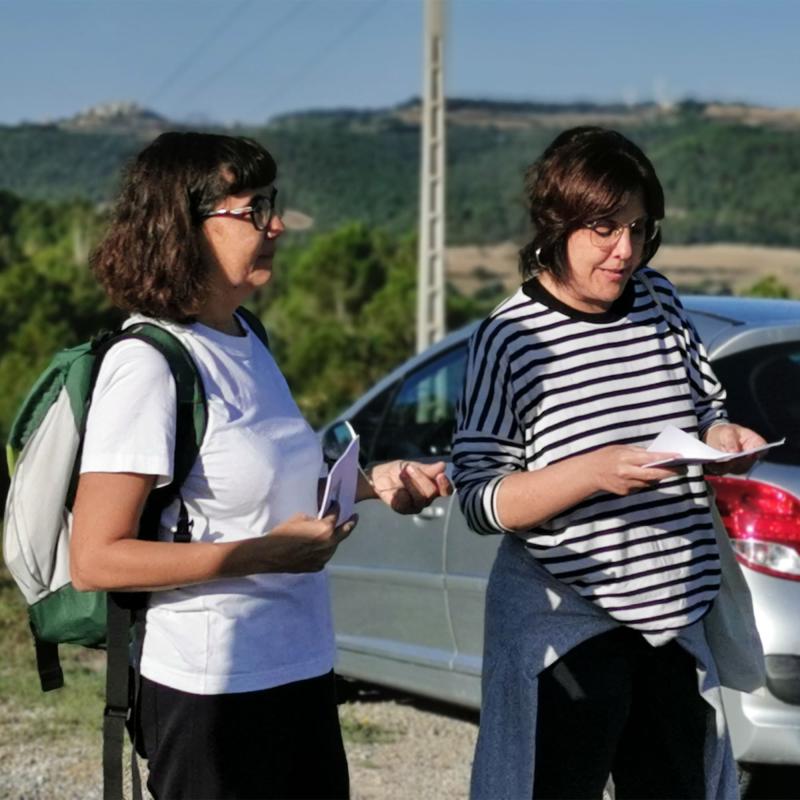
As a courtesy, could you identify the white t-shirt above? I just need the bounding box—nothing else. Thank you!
[80,313,335,694]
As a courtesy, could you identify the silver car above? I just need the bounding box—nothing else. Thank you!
[323,296,800,782]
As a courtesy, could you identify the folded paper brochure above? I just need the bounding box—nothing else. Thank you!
[318,435,360,525]
[644,424,784,468]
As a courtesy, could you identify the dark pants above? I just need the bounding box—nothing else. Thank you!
[533,627,712,800]
[136,670,349,800]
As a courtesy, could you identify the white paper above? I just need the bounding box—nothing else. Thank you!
[644,424,785,468]
[318,435,360,525]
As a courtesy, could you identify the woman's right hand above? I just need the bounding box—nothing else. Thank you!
[252,507,358,573]
[587,445,682,496]
[71,473,358,590]
[497,445,683,531]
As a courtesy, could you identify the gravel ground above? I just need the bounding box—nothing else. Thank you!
[339,684,478,800]
[0,700,101,800]
[4,685,800,800]
[0,685,478,800]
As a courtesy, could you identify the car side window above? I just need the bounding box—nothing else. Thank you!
[371,346,467,462]
[348,383,398,465]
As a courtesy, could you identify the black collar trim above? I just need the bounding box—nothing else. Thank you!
[522,274,636,324]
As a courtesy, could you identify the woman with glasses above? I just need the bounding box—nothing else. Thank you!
[69,131,451,800]
[453,127,765,799]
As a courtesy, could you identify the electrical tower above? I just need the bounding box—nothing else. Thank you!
[416,0,447,353]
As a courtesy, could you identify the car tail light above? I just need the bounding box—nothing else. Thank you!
[707,476,800,581]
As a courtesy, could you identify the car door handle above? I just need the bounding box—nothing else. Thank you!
[415,505,445,520]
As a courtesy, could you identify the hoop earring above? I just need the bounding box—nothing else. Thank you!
[534,247,546,268]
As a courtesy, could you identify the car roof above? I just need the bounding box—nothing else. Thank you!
[415,295,800,359]
[682,295,800,326]
[682,295,800,358]
[332,295,800,424]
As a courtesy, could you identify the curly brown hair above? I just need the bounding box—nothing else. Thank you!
[91,132,277,321]
[520,127,665,282]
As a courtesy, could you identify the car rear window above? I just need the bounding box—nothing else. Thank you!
[713,342,800,465]
[371,345,467,462]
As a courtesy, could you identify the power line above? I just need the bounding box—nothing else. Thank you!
[173,0,313,111]
[144,0,255,107]
[253,0,389,118]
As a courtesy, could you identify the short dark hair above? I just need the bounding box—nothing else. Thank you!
[91,131,277,321]
[519,126,665,281]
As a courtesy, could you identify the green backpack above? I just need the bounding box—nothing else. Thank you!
[3,306,268,799]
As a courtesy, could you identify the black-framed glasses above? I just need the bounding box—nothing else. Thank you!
[584,216,660,250]
[202,186,278,231]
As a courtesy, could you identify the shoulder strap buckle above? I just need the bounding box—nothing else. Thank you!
[171,495,194,543]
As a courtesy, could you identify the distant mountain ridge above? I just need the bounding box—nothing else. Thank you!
[1,98,798,247]
[29,96,800,135]
[271,96,800,130]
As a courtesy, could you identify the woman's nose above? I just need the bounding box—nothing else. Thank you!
[266,213,285,239]
[614,227,634,259]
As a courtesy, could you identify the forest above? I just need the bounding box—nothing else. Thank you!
[1,101,800,245]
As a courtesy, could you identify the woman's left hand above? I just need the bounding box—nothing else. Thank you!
[364,460,453,514]
[704,423,767,475]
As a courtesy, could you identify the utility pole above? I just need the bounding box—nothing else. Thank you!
[416,0,446,353]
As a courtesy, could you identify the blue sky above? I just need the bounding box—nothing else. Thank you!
[1,0,799,126]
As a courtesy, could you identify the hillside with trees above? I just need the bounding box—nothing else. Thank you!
[1,99,799,246]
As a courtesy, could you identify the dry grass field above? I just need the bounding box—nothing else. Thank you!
[446,242,800,299]
[650,244,800,296]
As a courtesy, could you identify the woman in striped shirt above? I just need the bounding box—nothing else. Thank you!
[453,127,765,800]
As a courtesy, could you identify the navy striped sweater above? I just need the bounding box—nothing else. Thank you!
[453,267,726,640]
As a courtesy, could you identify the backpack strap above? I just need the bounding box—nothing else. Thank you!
[32,634,63,692]
[103,594,132,800]
[75,324,208,520]
[120,324,208,508]
[88,324,207,800]
[236,306,271,351]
